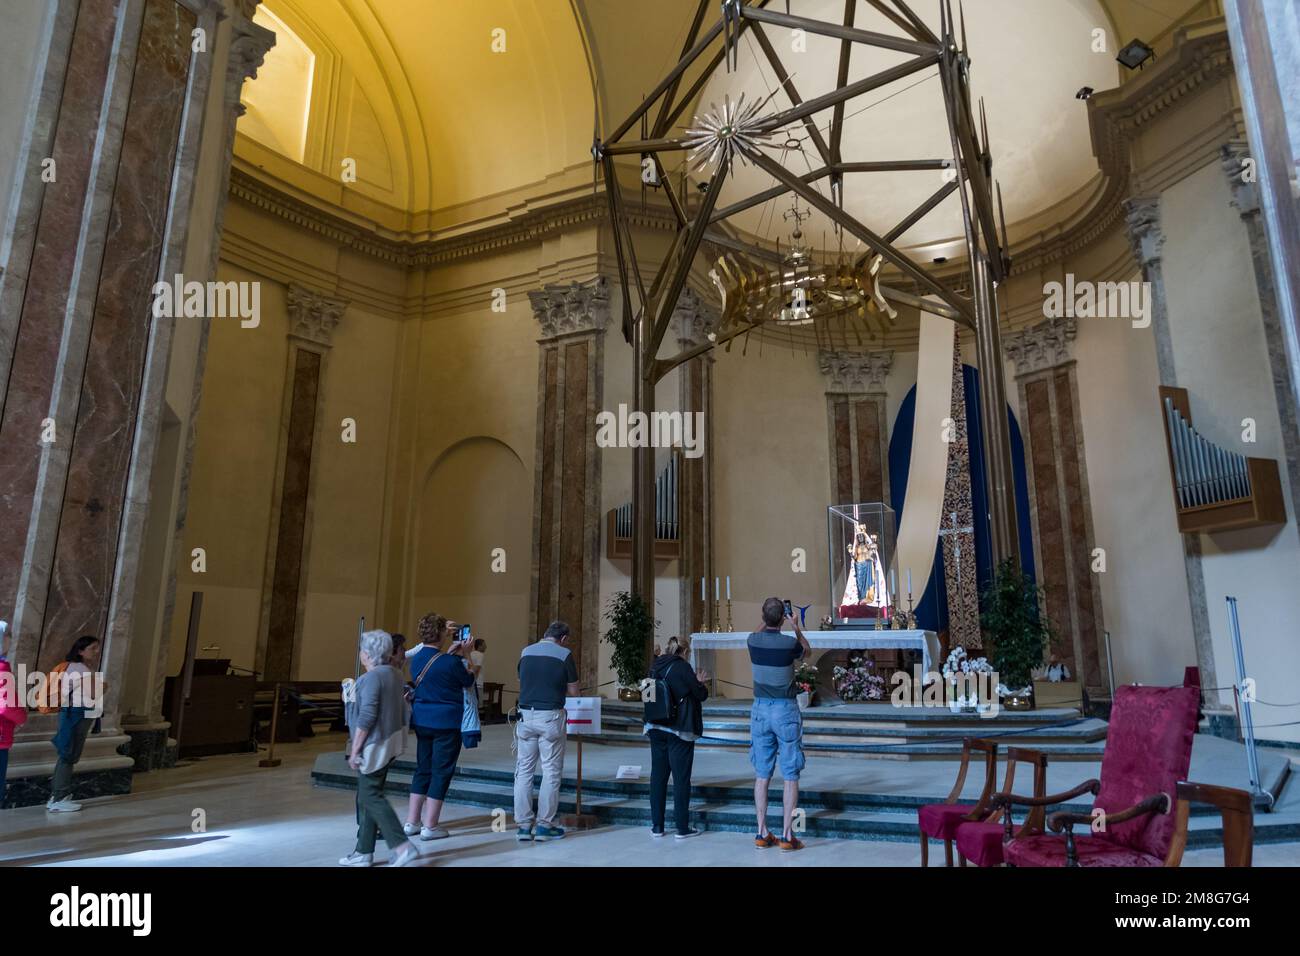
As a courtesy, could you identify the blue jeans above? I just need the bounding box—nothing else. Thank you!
[749,697,805,780]
[0,748,8,808]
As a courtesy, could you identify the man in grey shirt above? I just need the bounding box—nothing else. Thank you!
[514,620,580,842]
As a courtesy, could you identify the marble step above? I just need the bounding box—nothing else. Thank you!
[598,712,1109,742]
[311,753,1292,847]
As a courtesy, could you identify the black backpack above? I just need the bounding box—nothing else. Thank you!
[643,658,687,725]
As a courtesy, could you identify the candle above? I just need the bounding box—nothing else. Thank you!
[700,577,706,601]
[726,576,731,600]
[715,577,720,601]
[907,568,913,594]
[890,569,896,595]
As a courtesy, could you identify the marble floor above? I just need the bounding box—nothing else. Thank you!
[2,733,1297,867]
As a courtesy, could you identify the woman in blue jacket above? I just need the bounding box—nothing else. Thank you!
[404,613,477,840]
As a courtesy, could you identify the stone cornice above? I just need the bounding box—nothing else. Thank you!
[1089,23,1236,183]
[287,283,347,347]
[529,277,611,340]
[818,349,894,393]
[1005,316,1078,376]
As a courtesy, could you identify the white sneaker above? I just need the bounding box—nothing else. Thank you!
[419,826,449,841]
[402,822,419,836]
[46,798,82,813]
[338,851,373,867]
[388,843,421,867]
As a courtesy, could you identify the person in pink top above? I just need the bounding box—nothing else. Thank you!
[0,622,29,808]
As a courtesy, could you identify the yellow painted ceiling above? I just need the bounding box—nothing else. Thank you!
[236,0,1209,234]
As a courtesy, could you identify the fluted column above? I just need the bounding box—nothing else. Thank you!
[527,278,609,687]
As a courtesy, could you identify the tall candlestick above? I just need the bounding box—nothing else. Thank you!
[907,568,912,594]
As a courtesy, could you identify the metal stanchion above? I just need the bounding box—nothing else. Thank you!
[259,682,282,768]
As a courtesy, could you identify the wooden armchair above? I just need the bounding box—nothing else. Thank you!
[996,684,1199,867]
[917,738,997,867]
[954,748,1048,867]
[1165,782,1254,867]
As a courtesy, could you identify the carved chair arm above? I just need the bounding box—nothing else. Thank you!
[1049,792,1172,833]
[993,779,1099,810]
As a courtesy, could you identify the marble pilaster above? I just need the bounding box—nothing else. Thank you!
[1006,316,1108,694]
[528,278,609,685]
[818,349,893,505]
[1123,197,1217,694]
[673,288,717,638]
[255,284,346,681]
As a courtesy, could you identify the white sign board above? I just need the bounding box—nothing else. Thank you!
[616,765,642,780]
[564,696,602,735]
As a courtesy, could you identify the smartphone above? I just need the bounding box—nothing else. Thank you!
[783,599,793,620]
[460,625,472,644]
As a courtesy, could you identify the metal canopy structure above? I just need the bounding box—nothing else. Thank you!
[594,0,1021,616]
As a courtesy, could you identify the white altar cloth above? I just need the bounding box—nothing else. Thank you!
[690,629,942,677]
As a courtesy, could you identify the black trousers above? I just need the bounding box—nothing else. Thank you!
[411,726,461,800]
[648,729,696,835]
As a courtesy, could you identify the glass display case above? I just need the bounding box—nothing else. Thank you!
[827,503,898,627]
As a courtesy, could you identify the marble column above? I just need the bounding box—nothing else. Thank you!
[1005,316,1108,695]
[255,284,346,682]
[818,349,893,505]
[1124,198,1217,694]
[528,278,609,687]
[673,288,717,639]
[0,0,228,805]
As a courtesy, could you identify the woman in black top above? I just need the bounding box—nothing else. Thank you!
[643,637,709,839]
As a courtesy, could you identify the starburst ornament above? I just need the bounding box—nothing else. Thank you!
[683,93,773,173]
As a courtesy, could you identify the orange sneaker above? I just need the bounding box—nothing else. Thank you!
[778,835,805,852]
[754,832,777,849]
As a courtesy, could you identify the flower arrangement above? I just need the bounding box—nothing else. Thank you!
[941,646,993,682]
[833,659,885,701]
[794,661,819,697]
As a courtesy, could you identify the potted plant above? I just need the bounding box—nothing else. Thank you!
[794,661,819,709]
[980,560,1054,711]
[942,647,995,712]
[601,590,656,701]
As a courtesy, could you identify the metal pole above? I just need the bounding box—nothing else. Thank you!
[1103,629,1116,701]
[259,682,282,768]
[1226,596,1272,808]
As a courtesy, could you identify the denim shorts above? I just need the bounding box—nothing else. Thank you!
[749,697,805,780]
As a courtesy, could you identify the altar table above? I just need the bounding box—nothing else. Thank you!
[689,629,942,677]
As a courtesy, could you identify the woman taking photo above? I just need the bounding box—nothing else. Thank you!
[404,613,477,840]
[47,635,101,813]
[643,636,710,839]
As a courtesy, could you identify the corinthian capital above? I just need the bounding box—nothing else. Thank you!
[287,283,347,347]
[1005,316,1078,376]
[1123,197,1165,270]
[528,277,611,340]
[1220,142,1261,218]
[671,286,719,348]
[818,349,894,394]
[225,5,276,119]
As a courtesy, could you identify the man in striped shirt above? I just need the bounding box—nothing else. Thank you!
[747,597,811,851]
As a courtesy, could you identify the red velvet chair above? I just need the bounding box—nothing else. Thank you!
[917,738,997,867]
[996,684,1199,867]
[954,748,1048,867]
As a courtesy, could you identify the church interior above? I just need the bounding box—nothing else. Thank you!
[1,0,1299,877]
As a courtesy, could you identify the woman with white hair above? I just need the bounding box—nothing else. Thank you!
[340,629,419,867]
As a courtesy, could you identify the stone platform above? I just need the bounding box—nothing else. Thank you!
[593,698,1108,759]
[311,723,1296,848]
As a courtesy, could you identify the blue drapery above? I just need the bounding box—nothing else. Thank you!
[887,365,1035,635]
